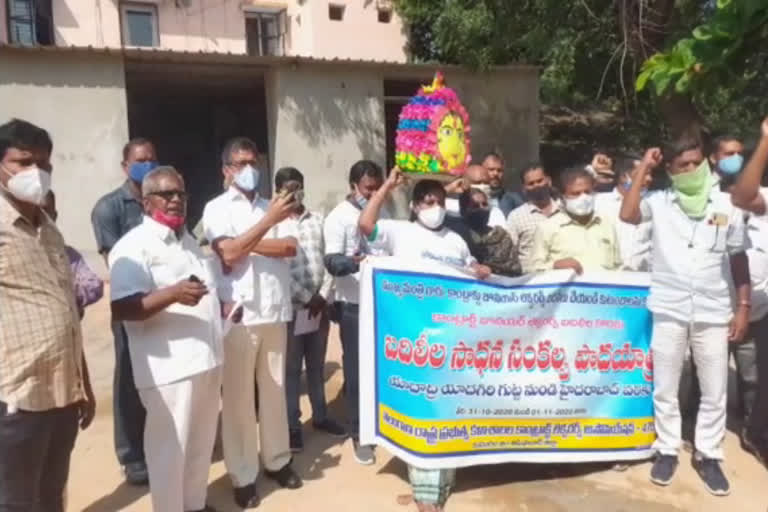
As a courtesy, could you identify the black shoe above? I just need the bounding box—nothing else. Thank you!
[649,454,678,486]
[265,464,303,489]
[289,428,304,453]
[233,483,260,509]
[124,461,149,486]
[313,419,347,438]
[353,441,376,465]
[743,431,768,469]
[692,456,730,496]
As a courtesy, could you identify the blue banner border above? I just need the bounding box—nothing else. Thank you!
[370,268,653,457]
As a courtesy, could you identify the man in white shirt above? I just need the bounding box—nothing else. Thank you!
[730,116,768,468]
[323,160,385,465]
[359,168,490,512]
[109,167,224,512]
[506,163,560,273]
[595,156,653,271]
[686,135,759,452]
[202,138,301,508]
[621,144,751,497]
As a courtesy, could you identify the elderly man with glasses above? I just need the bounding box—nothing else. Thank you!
[109,166,225,511]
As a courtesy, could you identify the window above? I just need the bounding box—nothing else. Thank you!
[6,0,54,46]
[245,9,286,57]
[120,2,158,47]
[377,8,392,23]
[328,4,345,21]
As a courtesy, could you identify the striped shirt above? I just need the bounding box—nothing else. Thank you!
[289,209,333,306]
[0,194,84,411]
[506,200,561,274]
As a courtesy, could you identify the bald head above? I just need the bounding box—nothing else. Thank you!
[465,164,489,185]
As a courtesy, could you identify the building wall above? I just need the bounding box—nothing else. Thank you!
[448,70,540,191]
[266,65,388,213]
[55,0,121,47]
[44,0,406,61]
[267,64,539,215]
[0,49,129,261]
[308,0,408,62]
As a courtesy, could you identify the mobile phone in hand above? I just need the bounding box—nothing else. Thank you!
[189,274,201,283]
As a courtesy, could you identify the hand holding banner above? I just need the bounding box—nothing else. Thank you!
[359,257,655,469]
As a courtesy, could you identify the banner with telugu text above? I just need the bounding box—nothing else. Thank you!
[359,258,655,469]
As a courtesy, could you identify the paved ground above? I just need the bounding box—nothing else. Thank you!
[69,292,768,511]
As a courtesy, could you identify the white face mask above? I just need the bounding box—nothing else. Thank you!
[417,205,446,229]
[233,164,260,192]
[564,193,595,217]
[1,164,51,206]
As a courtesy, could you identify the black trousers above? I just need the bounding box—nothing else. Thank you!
[112,320,146,465]
[0,401,79,512]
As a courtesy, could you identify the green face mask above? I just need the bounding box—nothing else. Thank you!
[669,159,712,218]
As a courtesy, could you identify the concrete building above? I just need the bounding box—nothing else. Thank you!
[1,0,408,61]
[0,2,539,266]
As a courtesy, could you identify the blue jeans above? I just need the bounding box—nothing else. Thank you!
[285,311,330,430]
[339,302,360,440]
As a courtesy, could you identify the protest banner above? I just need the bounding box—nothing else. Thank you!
[359,258,655,469]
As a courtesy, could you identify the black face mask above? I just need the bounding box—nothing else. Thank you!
[595,182,615,193]
[526,186,551,202]
[465,208,491,230]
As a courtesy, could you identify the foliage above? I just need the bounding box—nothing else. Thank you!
[392,0,768,154]
[636,0,768,97]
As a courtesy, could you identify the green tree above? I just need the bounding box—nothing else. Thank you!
[636,0,768,140]
[393,0,768,152]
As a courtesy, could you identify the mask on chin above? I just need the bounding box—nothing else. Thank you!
[355,194,369,209]
[152,209,186,230]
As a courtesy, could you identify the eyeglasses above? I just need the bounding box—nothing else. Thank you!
[148,190,188,201]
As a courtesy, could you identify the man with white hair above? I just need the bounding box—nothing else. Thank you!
[110,167,237,511]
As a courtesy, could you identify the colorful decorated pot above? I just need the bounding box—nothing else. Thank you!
[395,72,471,178]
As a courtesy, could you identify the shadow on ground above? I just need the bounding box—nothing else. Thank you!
[81,481,148,512]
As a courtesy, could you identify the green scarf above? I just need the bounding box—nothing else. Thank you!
[669,160,712,218]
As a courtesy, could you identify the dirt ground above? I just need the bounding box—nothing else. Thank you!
[68,293,768,512]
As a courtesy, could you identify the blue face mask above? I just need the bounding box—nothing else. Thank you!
[622,180,648,197]
[718,154,744,176]
[234,164,260,192]
[129,161,158,183]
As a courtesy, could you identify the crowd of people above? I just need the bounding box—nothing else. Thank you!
[1,115,767,512]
